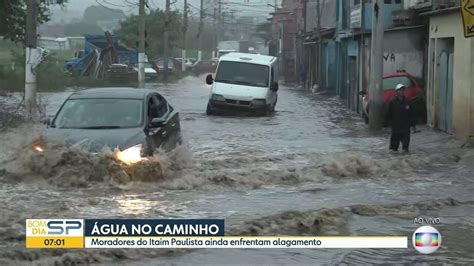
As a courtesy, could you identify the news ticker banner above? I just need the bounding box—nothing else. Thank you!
[26,219,407,249]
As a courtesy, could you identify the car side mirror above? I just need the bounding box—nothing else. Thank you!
[206,74,214,85]
[271,81,279,91]
[41,117,51,127]
[358,91,367,96]
[149,117,167,128]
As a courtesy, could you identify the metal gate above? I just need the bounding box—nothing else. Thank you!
[437,40,454,133]
[348,56,358,111]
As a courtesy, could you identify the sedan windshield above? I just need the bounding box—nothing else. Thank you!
[215,61,269,87]
[53,98,143,129]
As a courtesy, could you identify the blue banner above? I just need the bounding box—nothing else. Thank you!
[84,219,225,236]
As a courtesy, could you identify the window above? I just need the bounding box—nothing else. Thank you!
[53,98,143,129]
[148,95,168,120]
[215,61,270,88]
[383,76,413,90]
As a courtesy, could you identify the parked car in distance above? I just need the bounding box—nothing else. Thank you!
[205,52,279,116]
[105,64,137,84]
[175,58,195,68]
[193,59,218,74]
[42,88,181,164]
[359,72,426,124]
[154,58,177,74]
[132,62,158,80]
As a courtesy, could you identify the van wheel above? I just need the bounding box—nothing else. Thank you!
[261,105,271,116]
[206,103,214,115]
[271,97,277,112]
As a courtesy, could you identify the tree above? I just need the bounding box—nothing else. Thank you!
[83,5,126,24]
[115,9,183,59]
[184,18,217,53]
[0,0,65,44]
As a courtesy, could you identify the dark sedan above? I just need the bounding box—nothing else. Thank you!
[44,87,181,164]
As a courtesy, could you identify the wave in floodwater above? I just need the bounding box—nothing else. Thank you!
[227,198,463,236]
[1,125,471,191]
[0,198,471,265]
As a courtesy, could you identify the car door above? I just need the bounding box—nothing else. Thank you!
[154,94,180,150]
[268,67,277,106]
[157,95,181,149]
[164,101,181,146]
[146,94,169,151]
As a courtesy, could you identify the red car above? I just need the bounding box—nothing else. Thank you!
[359,72,426,124]
[193,59,217,74]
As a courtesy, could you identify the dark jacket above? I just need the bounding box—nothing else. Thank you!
[385,95,414,133]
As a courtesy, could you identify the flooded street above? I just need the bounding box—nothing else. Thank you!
[1,76,474,264]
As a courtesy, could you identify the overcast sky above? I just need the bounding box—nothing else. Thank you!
[49,0,276,23]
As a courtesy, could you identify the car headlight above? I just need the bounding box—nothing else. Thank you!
[211,94,225,101]
[32,145,44,152]
[31,138,46,153]
[116,144,146,165]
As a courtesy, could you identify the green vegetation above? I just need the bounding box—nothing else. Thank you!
[0,0,58,44]
[116,10,183,59]
[116,10,217,59]
[0,46,192,92]
[0,48,112,92]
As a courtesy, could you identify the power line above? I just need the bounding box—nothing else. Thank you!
[101,0,137,8]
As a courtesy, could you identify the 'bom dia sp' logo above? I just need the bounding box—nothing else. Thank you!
[27,219,83,236]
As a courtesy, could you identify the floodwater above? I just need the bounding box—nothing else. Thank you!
[1,76,473,265]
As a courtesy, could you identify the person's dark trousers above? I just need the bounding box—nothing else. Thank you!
[389,131,411,151]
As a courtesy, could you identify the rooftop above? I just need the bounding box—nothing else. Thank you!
[219,52,277,65]
[69,87,158,100]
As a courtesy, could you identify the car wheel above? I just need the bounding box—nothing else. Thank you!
[142,141,154,157]
[363,113,369,124]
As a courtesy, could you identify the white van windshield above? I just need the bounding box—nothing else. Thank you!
[215,61,269,88]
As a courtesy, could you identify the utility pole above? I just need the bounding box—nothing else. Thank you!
[368,0,384,131]
[230,10,235,38]
[217,0,222,50]
[213,6,217,57]
[198,0,203,61]
[221,11,225,41]
[182,0,188,72]
[138,0,146,88]
[25,0,38,120]
[164,0,170,81]
[316,0,322,89]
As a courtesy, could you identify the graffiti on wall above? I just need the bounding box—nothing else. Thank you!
[383,51,423,78]
[383,53,396,62]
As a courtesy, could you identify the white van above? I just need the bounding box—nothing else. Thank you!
[205,53,279,115]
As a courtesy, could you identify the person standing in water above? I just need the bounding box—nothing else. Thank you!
[385,84,415,153]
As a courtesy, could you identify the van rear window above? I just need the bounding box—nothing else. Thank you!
[215,61,269,88]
